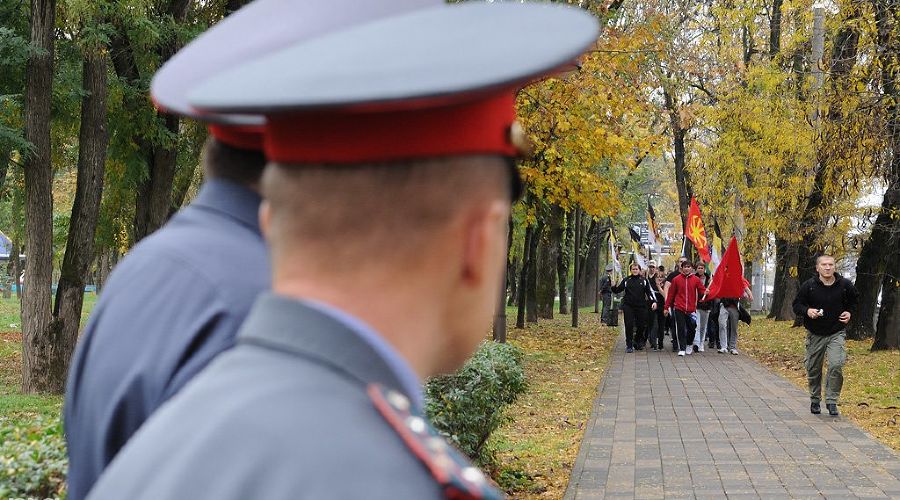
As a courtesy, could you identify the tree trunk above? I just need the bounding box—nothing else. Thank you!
[848,206,893,339]
[52,48,109,382]
[526,219,542,323]
[493,218,511,343]
[664,89,691,229]
[10,240,21,302]
[572,207,581,327]
[576,218,599,302]
[21,0,57,394]
[769,0,783,59]
[871,248,898,351]
[515,225,532,329]
[557,209,571,315]
[594,223,601,314]
[536,207,561,319]
[168,161,200,218]
[109,0,191,243]
[769,237,799,321]
[134,116,179,241]
[507,255,518,307]
[868,0,900,350]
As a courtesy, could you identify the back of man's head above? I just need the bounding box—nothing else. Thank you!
[261,155,510,279]
[202,137,267,188]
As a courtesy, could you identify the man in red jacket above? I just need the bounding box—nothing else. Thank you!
[664,260,708,356]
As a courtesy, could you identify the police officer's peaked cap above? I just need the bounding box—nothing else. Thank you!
[187,2,600,164]
[151,0,442,150]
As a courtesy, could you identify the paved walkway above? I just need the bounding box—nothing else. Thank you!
[565,333,900,499]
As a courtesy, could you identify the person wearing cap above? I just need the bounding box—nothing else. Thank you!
[63,2,441,499]
[86,3,597,499]
[599,264,613,325]
[63,87,270,500]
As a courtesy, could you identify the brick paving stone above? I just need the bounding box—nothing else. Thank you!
[564,333,900,500]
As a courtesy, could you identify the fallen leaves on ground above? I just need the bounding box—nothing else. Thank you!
[488,310,618,499]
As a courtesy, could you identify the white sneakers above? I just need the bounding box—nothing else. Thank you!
[685,348,692,355]
[677,350,686,356]
[718,348,728,353]
[698,345,705,352]
[730,349,739,355]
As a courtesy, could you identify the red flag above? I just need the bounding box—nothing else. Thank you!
[685,197,712,263]
[705,236,746,300]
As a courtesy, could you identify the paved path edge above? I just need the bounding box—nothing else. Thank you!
[562,333,622,500]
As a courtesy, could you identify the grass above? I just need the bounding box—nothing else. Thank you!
[740,316,900,452]
[0,294,97,426]
[489,306,618,499]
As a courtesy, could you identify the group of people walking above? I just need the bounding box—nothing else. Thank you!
[600,253,860,417]
[600,257,752,356]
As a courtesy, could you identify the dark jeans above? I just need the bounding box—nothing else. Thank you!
[672,309,695,352]
[648,307,665,349]
[622,303,647,349]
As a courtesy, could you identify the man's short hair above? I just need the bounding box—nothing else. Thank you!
[202,137,267,186]
[695,261,705,270]
[680,260,693,268]
[657,265,665,272]
[815,254,835,264]
[262,155,510,272]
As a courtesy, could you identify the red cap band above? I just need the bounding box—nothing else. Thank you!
[208,124,265,151]
[264,93,517,164]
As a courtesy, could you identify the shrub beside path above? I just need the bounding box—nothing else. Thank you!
[565,332,900,499]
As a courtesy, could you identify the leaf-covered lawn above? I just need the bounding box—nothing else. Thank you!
[740,316,900,452]
[489,308,618,499]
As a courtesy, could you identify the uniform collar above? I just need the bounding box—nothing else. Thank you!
[191,178,262,234]
[236,293,422,409]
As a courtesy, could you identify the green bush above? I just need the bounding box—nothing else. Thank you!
[0,415,67,499]
[424,341,527,465]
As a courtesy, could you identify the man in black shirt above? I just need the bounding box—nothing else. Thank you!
[793,254,859,416]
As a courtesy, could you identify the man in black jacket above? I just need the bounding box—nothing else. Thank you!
[792,254,859,416]
[612,263,658,353]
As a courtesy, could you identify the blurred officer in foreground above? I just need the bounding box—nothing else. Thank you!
[63,1,438,498]
[87,2,598,499]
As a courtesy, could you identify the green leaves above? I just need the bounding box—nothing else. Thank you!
[425,341,527,466]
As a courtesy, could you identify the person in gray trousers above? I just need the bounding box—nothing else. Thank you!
[718,284,752,355]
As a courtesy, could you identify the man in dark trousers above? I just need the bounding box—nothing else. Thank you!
[665,260,707,356]
[600,264,613,325]
[611,263,658,353]
[793,254,859,416]
[85,2,598,498]
[63,1,440,498]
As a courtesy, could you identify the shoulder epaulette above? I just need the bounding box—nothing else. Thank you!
[368,384,506,500]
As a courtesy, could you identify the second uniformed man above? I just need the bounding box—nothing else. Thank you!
[87,2,598,498]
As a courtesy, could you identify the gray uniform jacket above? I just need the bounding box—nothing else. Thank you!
[87,294,500,499]
[64,179,270,500]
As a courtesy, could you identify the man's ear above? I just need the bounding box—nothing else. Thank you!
[460,200,509,286]
[259,200,271,241]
